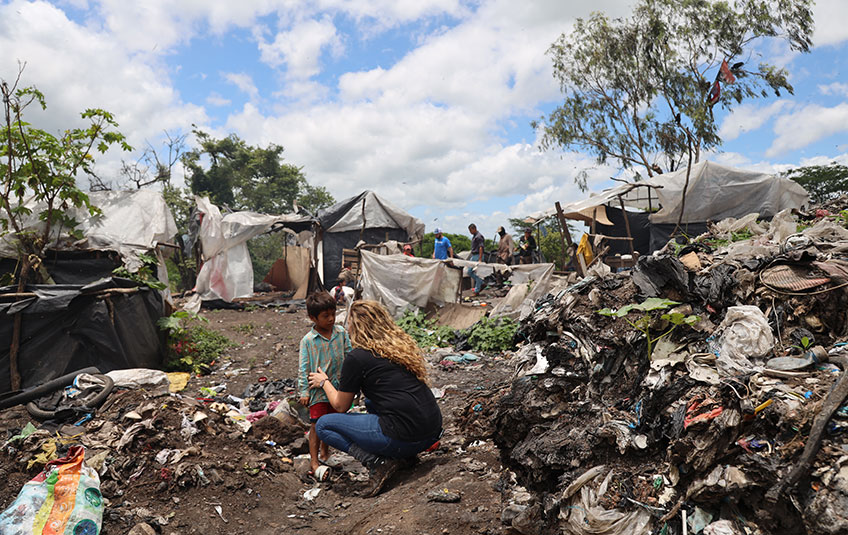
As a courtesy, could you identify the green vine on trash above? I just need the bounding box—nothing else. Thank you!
[113,252,166,290]
[396,310,454,348]
[597,298,699,358]
[157,310,236,374]
[466,316,518,353]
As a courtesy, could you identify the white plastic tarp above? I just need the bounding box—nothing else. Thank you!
[0,190,177,272]
[194,196,313,302]
[448,259,555,319]
[359,250,461,317]
[645,160,808,224]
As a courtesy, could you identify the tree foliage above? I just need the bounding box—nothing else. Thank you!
[534,0,813,183]
[1,68,131,285]
[182,128,333,215]
[781,162,848,204]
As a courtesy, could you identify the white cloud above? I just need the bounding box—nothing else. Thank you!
[813,0,848,47]
[767,103,848,157]
[718,100,792,141]
[0,0,208,186]
[222,72,259,100]
[819,82,848,97]
[257,16,342,78]
[206,92,231,107]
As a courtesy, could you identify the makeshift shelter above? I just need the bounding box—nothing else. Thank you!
[316,191,425,288]
[551,161,810,266]
[193,197,315,302]
[359,249,555,319]
[0,190,177,394]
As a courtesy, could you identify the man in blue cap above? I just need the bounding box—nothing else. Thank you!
[432,228,454,260]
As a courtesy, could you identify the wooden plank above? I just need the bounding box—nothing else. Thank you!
[555,201,584,277]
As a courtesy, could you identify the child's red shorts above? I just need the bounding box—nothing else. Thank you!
[309,402,337,423]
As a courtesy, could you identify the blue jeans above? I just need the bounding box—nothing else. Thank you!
[467,253,484,293]
[316,413,438,459]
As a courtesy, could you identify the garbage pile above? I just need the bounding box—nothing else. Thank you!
[0,371,319,533]
[462,204,848,535]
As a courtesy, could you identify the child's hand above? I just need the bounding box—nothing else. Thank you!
[298,396,309,407]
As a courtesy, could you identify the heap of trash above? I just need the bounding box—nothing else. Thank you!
[460,201,848,535]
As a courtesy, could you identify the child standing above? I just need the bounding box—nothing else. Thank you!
[298,292,352,479]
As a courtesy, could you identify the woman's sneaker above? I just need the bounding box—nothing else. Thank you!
[364,457,404,497]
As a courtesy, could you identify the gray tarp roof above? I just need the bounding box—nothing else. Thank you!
[317,190,425,239]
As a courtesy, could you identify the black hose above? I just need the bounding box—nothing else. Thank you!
[0,366,101,410]
[26,374,115,420]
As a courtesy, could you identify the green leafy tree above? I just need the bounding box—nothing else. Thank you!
[1,67,131,389]
[1,71,131,283]
[534,0,813,184]
[781,162,848,204]
[182,128,333,214]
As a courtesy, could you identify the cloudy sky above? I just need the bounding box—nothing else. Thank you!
[1,0,847,237]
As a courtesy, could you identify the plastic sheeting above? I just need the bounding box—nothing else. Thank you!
[317,191,425,238]
[359,250,462,317]
[0,280,166,394]
[193,196,314,301]
[317,191,425,288]
[0,190,177,273]
[645,160,809,224]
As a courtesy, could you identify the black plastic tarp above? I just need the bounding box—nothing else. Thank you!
[594,206,652,256]
[0,278,166,394]
[321,227,409,288]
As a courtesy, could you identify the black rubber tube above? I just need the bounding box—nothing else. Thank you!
[0,366,101,410]
[26,374,115,420]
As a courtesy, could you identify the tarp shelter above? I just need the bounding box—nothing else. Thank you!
[0,190,178,394]
[193,197,314,302]
[0,190,177,274]
[554,161,809,256]
[317,191,425,288]
[359,249,555,320]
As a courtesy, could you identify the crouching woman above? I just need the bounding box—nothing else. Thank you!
[307,300,442,496]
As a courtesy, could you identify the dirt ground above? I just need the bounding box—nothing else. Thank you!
[0,304,518,535]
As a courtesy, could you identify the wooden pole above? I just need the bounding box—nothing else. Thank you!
[618,195,636,255]
[555,202,583,277]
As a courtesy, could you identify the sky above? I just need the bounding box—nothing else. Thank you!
[1,0,848,238]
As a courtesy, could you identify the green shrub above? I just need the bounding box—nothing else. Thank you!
[158,311,236,374]
[466,316,518,353]
[396,310,454,348]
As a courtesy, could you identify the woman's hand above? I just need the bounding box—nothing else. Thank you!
[308,367,329,389]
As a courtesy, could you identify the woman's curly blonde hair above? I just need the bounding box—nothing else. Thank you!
[348,300,428,383]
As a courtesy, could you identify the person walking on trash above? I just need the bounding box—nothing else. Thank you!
[467,223,486,295]
[307,300,443,497]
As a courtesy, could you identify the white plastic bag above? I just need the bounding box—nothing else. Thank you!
[715,306,774,377]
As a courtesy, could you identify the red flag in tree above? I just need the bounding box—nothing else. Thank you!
[707,80,721,105]
[720,59,736,84]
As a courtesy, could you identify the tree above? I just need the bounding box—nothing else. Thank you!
[781,163,848,204]
[1,69,131,284]
[1,67,130,389]
[534,0,813,184]
[182,128,333,215]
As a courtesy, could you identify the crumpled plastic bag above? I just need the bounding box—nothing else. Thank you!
[560,466,651,535]
[0,445,103,535]
[715,306,773,377]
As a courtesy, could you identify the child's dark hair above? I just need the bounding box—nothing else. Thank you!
[306,292,336,317]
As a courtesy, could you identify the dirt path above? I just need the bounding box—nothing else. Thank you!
[0,306,517,535]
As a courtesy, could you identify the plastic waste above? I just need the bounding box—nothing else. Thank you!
[766,346,828,371]
[0,445,103,535]
[715,306,774,377]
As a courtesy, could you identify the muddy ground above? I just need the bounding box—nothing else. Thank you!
[0,304,518,535]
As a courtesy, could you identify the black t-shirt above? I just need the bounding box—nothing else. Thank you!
[471,231,485,256]
[338,348,442,442]
[519,234,536,257]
